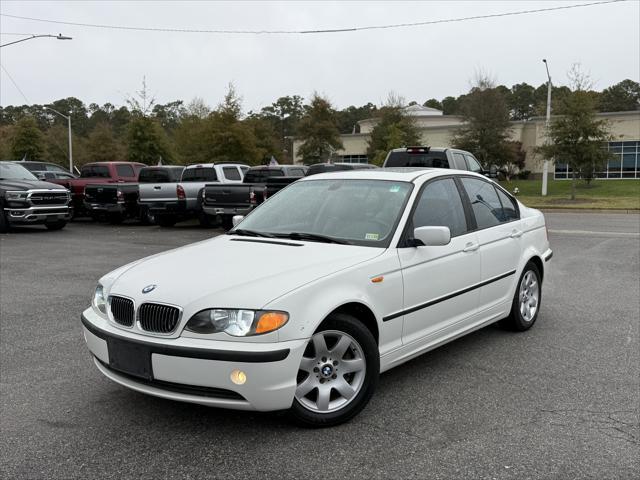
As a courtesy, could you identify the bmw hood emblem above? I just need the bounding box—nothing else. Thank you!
[142,284,157,294]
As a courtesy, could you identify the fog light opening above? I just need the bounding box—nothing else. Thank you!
[230,369,247,385]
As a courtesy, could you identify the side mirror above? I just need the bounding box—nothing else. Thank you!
[232,215,244,227]
[413,226,451,246]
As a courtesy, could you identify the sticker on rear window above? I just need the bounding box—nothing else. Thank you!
[365,233,379,240]
[389,185,401,192]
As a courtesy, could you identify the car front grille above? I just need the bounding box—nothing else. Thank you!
[138,303,180,334]
[30,192,69,205]
[110,296,135,327]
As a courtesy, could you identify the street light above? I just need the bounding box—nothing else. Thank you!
[541,59,552,196]
[0,33,72,48]
[45,107,73,173]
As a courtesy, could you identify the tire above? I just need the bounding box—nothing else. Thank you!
[157,214,177,228]
[290,313,379,428]
[501,262,542,331]
[221,215,234,231]
[139,208,155,226]
[0,208,9,233]
[198,213,212,228]
[108,213,124,224]
[45,220,67,231]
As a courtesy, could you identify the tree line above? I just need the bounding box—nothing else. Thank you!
[0,77,637,169]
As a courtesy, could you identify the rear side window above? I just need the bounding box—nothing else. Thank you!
[46,164,67,173]
[460,177,504,229]
[222,167,242,180]
[384,151,449,168]
[116,165,134,177]
[289,168,305,177]
[182,167,217,182]
[412,178,468,237]
[80,165,110,178]
[139,169,170,183]
[496,188,519,221]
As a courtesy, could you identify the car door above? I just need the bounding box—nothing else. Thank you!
[397,177,481,346]
[459,177,523,313]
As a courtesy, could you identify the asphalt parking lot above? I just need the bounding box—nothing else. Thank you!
[1,213,638,479]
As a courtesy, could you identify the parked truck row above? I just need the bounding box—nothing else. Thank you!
[3,146,489,232]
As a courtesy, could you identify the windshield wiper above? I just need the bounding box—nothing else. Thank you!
[227,228,276,238]
[274,232,351,245]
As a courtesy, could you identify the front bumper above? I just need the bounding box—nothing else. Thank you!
[81,308,307,411]
[4,206,71,224]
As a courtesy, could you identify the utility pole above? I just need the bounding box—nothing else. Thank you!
[542,59,552,196]
[0,33,72,48]
[45,107,73,173]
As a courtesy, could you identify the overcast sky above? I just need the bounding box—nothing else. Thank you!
[0,0,638,112]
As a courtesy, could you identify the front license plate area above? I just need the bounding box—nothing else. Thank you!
[107,338,152,380]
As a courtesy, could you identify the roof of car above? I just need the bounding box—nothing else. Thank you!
[298,167,484,183]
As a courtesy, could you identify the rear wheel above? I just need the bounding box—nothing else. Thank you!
[198,212,212,227]
[501,262,541,331]
[45,220,67,231]
[290,313,379,427]
[157,214,177,227]
[139,207,155,225]
[221,215,234,231]
[0,208,9,233]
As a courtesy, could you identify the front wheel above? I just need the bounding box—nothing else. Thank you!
[501,262,541,331]
[45,220,67,231]
[290,313,379,428]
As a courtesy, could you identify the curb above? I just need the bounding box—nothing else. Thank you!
[539,208,640,214]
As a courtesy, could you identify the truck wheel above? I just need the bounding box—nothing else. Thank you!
[0,209,9,233]
[157,214,177,227]
[221,215,234,231]
[290,313,379,428]
[108,213,124,224]
[198,213,211,227]
[139,208,155,225]
[45,220,67,231]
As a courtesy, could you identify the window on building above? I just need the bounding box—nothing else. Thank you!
[554,140,639,180]
[339,155,369,164]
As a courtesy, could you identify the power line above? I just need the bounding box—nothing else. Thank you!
[0,0,627,35]
[0,63,31,104]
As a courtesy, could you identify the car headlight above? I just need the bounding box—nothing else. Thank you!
[185,309,288,336]
[92,284,107,315]
[5,191,28,200]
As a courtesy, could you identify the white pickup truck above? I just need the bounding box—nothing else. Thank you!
[138,163,248,227]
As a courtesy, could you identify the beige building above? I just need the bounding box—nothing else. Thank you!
[292,105,640,179]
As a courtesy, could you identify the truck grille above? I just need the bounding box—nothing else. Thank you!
[138,303,180,333]
[109,296,135,327]
[30,192,69,205]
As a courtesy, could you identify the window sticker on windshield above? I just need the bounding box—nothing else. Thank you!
[365,233,379,240]
[389,185,401,192]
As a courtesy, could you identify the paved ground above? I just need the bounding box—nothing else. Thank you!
[1,214,638,479]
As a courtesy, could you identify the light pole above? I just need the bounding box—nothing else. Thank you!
[45,107,73,173]
[0,33,72,48]
[542,59,552,196]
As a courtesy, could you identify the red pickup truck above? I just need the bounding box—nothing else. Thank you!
[49,161,145,216]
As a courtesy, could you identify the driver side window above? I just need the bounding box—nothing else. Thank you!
[412,178,468,237]
[460,177,503,229]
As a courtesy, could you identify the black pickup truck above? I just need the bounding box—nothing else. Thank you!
[84,183,140,224]
[0,161,72,232]
[201,165,306,229]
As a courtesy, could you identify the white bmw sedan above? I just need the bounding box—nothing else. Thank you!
[81,169,552,427]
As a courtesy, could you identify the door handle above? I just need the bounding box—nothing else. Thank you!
[153,186,161,190]
[463,242,480,252]
[510,229,523,238]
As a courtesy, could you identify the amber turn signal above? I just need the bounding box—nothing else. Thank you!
[255,311,289,334]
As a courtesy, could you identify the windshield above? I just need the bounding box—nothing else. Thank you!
[236,179,413,247]
[0,163,38,181]
[81,165,110,178]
